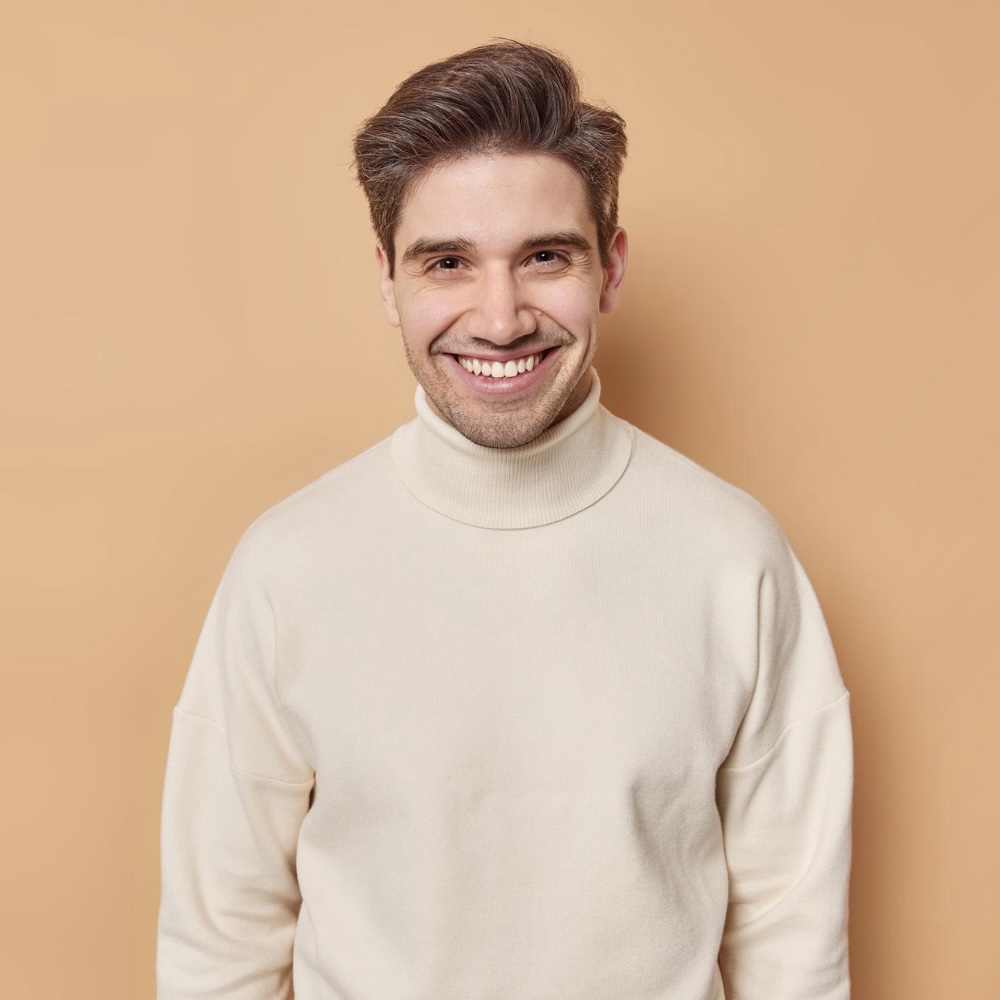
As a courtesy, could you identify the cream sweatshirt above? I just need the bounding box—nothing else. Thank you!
[157,372,852,999]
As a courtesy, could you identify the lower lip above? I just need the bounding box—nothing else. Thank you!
[449,350,558,395]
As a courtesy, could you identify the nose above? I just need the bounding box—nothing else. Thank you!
[465,266,536,345]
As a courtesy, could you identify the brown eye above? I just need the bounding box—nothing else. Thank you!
[533,250,565,265]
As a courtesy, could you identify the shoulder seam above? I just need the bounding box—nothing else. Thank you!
[173,706,226,736]
[172,708,314,786]
[718,691,850,773]
[230,764,315,787]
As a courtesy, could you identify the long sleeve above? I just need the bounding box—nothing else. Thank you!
[157,540,315,1000]
[716,542,853,998]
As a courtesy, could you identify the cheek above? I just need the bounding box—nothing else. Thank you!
[397,292,465,345]
[540,284,602,329]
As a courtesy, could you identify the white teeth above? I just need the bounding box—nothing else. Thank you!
[458,353,544,378]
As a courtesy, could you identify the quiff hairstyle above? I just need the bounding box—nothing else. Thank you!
[353,40,627,275]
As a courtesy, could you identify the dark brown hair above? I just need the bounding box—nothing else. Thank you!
[353,40,627,274]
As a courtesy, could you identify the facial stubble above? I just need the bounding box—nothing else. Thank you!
[403,331,590,449]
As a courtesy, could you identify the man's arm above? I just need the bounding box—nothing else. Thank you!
[157,542,314,1000]
[716,544,853,998]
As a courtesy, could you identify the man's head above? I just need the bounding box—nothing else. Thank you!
[353,42,628,448]
[353,40,627,277]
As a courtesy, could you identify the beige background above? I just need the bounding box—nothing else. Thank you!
[1,1,996,997]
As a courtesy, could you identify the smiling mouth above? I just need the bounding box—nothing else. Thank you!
[455,351,548,379]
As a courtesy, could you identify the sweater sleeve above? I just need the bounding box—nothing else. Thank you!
[716,541,853,999]
[157,541,315,1000]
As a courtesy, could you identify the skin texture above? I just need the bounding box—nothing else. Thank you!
[377,153,628,448]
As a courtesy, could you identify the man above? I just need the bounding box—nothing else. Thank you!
[158,41,852,999]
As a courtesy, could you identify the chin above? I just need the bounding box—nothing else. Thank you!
[445,406,560,449]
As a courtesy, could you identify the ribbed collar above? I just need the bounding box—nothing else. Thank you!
[390,370,633,529]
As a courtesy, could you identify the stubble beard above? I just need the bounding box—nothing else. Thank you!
[403,334,588,450]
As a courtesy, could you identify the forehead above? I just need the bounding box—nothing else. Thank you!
[396,153,595,248]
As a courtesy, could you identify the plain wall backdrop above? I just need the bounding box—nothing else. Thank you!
[1,1,996,997]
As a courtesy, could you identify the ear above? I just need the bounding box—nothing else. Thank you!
[599,227,628,314]
[375,242,400,327]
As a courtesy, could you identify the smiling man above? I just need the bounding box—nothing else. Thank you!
[158,41,852,1000]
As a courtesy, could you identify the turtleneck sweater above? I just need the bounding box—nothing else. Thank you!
[158,372,852,1000]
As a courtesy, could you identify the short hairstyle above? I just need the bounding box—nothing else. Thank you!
[353,40,627,275]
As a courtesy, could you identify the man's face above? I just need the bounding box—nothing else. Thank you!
[376,153,627,448]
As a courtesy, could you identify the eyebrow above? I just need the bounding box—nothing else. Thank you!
[517,230,594,256]
[400,237,476,267]
[399,230,595,267]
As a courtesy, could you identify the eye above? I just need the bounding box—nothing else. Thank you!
[431,257,462,270]
[531,250,568,266]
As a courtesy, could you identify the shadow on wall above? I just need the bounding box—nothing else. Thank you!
[597,285,680,446]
